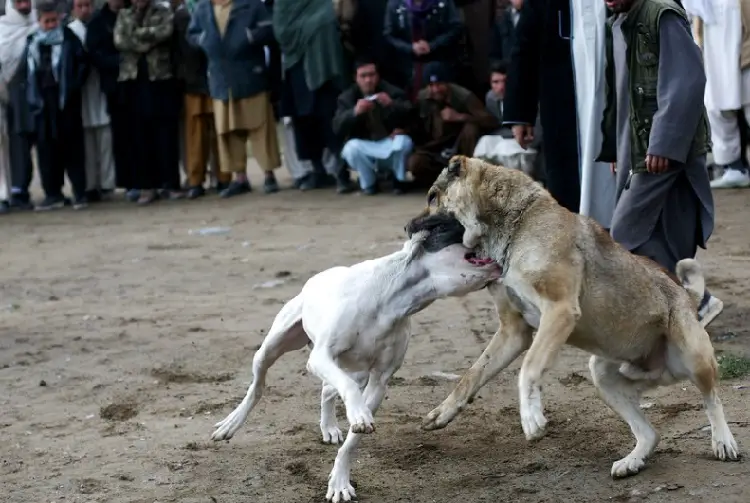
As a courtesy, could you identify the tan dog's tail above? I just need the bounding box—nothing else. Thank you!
[675,258,707,319]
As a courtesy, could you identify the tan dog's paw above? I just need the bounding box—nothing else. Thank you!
[611,455,646,478]
[421,401,461,431]
[520,402,547,441]
[712,431,740,461]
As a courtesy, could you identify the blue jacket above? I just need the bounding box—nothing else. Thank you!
[187,0,274,101]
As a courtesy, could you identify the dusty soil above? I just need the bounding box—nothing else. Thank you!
[1,172,748,503]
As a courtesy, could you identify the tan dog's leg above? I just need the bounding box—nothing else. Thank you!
[589,355,660,478]
[668,317,739,462]
[422,283,533,431]
[517,300,580,441]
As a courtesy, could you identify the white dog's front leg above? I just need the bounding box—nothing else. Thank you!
[319,371,369,445]
[326,375,388,503]
[308,350,374,434]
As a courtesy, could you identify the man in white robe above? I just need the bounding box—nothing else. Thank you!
[572,0,617,227]
[694,0,750,188]
[68,0,116,201]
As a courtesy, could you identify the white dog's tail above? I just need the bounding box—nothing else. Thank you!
[211,294,306,441]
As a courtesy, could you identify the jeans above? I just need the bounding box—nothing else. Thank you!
[341,135,413,189]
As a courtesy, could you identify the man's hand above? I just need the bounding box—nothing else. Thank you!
[390,128,405,138]
[412,40,430,55]
[512,124,534,149]
[441,107,465,122]
[645,155,669,173]
[375,92,392,107]
[354,99,375,116]
[610,162,616,174]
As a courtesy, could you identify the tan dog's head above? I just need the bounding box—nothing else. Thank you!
[421,155,546,250]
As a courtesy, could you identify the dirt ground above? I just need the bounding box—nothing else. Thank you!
[1,171,749,503]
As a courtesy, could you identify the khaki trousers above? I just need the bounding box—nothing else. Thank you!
[185,93,230,187]
[213,91,280,174]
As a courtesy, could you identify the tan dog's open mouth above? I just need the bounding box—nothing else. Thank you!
[464,251,495,266]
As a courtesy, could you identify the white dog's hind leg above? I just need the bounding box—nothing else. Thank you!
[320,384,344,445]
[308,350,375,434]
[212,295,308,441]
[320,371,369,445]
[326,373,389,503]
[589,355,660,478]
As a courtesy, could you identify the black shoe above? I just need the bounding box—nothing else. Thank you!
[0,200,9,214]
[263,176,280,194]
[35,195,66,211]
[219,180,251,198]
[10,195,34,211]
[86,190,102,203]
[215,181,230,193]
[298,174,316,191]
[187,186,206,199]
[392,180,412,195]
[361,185,379,196]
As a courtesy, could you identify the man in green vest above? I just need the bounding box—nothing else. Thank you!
[597,0,723,326]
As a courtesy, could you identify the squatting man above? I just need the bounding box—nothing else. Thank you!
[209,212,500,503]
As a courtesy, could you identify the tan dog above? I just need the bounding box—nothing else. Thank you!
[415,155,739,478]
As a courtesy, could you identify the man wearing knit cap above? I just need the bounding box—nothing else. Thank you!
[407,61,498,187]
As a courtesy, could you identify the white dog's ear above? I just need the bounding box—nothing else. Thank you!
[404,230,429,260]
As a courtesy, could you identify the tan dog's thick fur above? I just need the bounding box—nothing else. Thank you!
[416,156,739,478]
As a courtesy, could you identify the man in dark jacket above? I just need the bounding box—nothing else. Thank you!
[28,0,89,210]
[333,59,413,195]
[85,0,131,197]
[503,0,581,214]
[173,0,230,199]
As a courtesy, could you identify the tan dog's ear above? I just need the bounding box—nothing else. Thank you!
[446,155,466,179]
[426,187,439,210]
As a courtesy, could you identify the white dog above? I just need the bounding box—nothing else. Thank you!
[210,213,501,502]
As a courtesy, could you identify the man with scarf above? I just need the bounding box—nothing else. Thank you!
[0,0,38,210]
[273,0,353,192]
[27,0,89,210]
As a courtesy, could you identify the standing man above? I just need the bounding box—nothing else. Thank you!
[597,0,722,325]
[333,59,414,195]
[86,0,130,198]
[173,0,231,198]
[69,0,116,203]
[699,0,750,189]
[188,0,282,198]
[0,0,38,210]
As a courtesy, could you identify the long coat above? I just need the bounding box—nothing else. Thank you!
[503,0,581,214]
[187,0,274,101]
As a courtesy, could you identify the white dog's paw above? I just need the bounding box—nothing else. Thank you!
[611,455,646,478]
[712,430,740,461]
[421,401,460,431]
[321,423,345,445]
[211,408,246,441]
[347,406,375,434]
[326,468,356,502]
[520,402,547,442]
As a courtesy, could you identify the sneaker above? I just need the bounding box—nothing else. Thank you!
[125,189,141,202]
[698,294,724,327]
[219,180,251,198]
[187,186,206,199]
[73,196,89,210]
[710,168,750,189]
[35,195,66,211]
